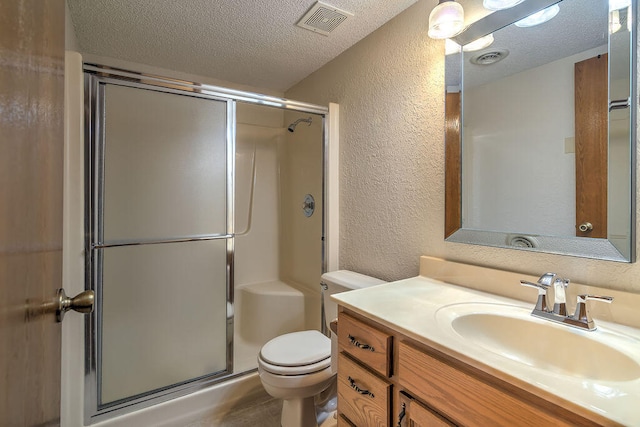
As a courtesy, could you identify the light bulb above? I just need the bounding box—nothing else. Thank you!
[428,0,465,39]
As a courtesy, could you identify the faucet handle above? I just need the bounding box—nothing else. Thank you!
[573,294,614,330]
[520,279,551,312]
[552,277,570,316]
[537,272,557,287]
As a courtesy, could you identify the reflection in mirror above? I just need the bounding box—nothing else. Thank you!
[445,0,636,262]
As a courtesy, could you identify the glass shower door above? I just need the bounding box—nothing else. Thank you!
[86,80,234,414]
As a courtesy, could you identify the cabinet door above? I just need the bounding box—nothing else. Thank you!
[397,342,588,426]
[398,392,454,427]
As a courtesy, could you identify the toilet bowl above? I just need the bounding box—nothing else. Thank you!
[258,330,334,427]
[257,271,386,427]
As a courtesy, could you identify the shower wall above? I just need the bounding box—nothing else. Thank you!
[233,103,323,373]
[235,104,283,285]
[280,111,324,328]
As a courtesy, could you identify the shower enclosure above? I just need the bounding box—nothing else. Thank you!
[83,65,328,422]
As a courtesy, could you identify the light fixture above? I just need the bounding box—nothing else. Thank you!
[463,34,495,51]
[445,33,494,55]
[608,0,633,34]
[610,9,622,33]
[609,0,631,11]
[428,0,465,40]
[514,4,560,27]
[483,0,524,11]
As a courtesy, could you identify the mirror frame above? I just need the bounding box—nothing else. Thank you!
[445,0,637,262]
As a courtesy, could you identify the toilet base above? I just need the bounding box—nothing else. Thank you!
[281,396,317,427]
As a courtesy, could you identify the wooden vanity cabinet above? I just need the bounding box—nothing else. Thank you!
[337,308,615,427]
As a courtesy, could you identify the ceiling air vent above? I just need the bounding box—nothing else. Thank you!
[470,49,510,66]
[297,1,353,36]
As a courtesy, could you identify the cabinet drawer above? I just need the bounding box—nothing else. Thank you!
[338,353,391,427]
[338,312,392,377]
[397,342,588,427]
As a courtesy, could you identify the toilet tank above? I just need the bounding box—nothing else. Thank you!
[320,270,386,332]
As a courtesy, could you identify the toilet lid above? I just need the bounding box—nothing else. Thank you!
[260,330,330,367]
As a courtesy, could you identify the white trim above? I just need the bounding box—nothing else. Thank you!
[61,50,86,427]
[326,103,340,271]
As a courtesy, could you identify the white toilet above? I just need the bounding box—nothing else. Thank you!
[257,270,386,427]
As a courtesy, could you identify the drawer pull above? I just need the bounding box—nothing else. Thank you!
[348,334,375,352]
[348,376,375,398]
[397,402,406,427]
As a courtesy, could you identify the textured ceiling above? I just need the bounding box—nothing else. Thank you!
[67,0,420,91]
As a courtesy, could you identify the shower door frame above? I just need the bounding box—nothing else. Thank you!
[83,64,330,423]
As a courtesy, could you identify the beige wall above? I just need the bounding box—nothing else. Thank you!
[65,1,79,51]
[286,0,640,294]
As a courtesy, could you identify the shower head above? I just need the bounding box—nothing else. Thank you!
[287,117,313,132]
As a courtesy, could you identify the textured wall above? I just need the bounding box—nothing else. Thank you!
[286,0,441,282]
[286,0,640,294]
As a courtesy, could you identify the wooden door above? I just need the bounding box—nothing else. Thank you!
[0,0,65,425]
[444,92,461,238]
[575,54,608,238]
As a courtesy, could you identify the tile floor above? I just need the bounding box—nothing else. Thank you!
[185,394,280,427]
[217,396,282,426]
[184,393,338,426]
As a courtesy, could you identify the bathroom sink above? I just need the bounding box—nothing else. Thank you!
[435,303,640,382]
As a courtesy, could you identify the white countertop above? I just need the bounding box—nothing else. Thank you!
[332,275,640,426]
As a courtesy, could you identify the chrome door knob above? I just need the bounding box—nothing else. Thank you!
[56,288,95,322]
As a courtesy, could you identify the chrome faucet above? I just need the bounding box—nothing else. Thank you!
[520,273,613,331]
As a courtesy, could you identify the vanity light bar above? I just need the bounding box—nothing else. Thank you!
[452,0,561,46]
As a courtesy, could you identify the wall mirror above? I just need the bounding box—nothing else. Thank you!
[445,0,637,262]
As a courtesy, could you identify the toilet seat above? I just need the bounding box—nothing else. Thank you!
[259,330,331,375]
